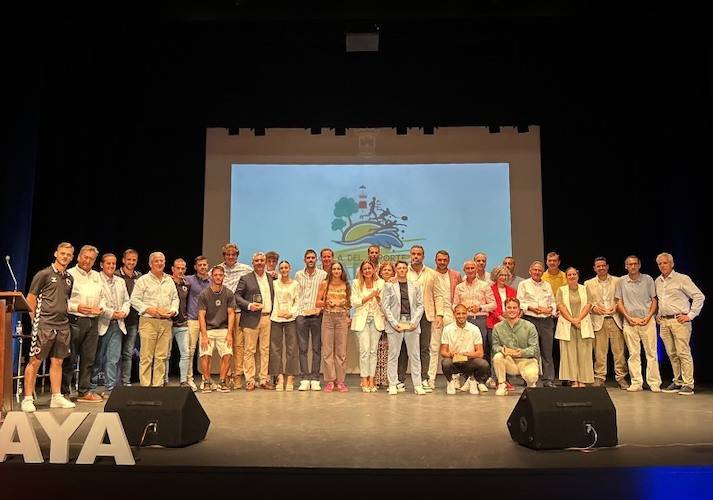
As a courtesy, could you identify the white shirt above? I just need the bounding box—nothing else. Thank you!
[435,271,455,324]
[255,272,273,313]
[656,271,705,320]
[595,275,616,310]
[67,266,105,317]
[517,278,556,318]
[441,321,483,353]
[295,268,328,315]
[130,272,179,317]
[271,279,300,323]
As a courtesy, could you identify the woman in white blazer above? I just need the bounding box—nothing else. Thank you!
[351,260,386,392]
[555,267,595,387]
[381,261,426,395]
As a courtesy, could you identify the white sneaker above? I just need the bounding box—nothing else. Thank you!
[452,374,461,389]
[187,379,198,392]
[414,386,427,395]
[50,394,76,409]
[421,380,433,393]
[298,380,311,391]
[310,380,321,391]
[459,378,471,392]
[496,383,507,396]
[446,380,456,395]
[388,385,398,395]
[396,382,406,393]
[469,378,480,395]
[428,378,436,390]
[477,383,489,393]
[627,385,643,392]
[21,397,36,413]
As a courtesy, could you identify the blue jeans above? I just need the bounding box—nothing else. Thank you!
[91,321,123,391]
[121,323,139,385]
[166,326,189,383]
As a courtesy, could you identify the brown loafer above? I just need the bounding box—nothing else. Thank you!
[77,392,104,403]
[259,381,274,390]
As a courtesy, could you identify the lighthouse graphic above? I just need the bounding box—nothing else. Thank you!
[330,186,409,249]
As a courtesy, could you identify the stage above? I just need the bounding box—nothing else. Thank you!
[2,375,713,498]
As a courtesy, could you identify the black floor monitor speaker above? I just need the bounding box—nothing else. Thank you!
[104,386,210,447]
[507,387,617,450]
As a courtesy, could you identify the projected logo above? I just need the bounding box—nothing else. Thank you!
[331,185,409,249]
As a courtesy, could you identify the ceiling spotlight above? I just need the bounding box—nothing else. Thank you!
[310,127,322,135]
[396,126,407,135]
[228,127,239,136]
[488,125,501,134]
[334,127,346,136]
[253,127,265,136]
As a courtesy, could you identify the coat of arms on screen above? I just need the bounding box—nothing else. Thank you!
[331,185,408,249]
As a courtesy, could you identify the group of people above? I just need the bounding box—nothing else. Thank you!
[20,241,705,412]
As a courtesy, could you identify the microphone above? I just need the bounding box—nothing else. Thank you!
[5,255,18,291]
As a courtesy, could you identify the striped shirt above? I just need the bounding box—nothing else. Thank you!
[295,268,327,315]
[453,278,496,316]
[221,261,253,293]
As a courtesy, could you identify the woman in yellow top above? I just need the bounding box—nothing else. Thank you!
[317,262,351,392]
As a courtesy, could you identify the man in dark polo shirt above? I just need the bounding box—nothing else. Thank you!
[197,265,235,393]
[166,258,191,387]
[116,248,142,386]
[22,242,77,412]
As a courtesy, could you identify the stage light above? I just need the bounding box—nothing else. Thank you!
[310,127,322,135]
[334,127,346,136]
[228,127,239,136]
[253,127,265,136]
[489,125,501,134]
[396,126,407,135]
[423,125,435,135]
[517,124,529,133]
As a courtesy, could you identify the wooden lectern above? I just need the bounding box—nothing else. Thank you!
[1,291,29,416]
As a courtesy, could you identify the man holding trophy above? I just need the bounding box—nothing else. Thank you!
[235,252,275,391]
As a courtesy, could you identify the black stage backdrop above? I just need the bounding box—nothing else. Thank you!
[3,2,711,380]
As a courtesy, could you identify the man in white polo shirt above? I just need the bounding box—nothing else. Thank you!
[440,304,490,395]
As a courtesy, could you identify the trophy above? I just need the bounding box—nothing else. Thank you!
[398,313,411,330]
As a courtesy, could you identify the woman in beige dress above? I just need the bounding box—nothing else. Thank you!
[555,267,594,387]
